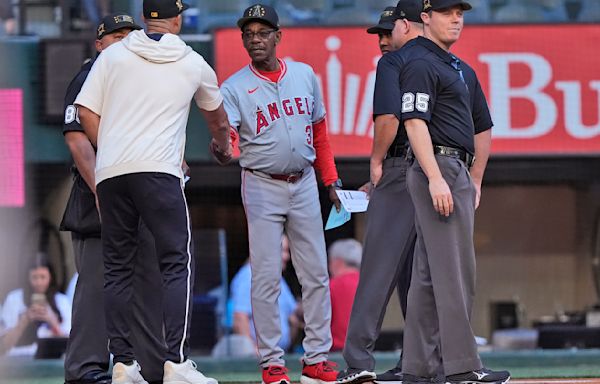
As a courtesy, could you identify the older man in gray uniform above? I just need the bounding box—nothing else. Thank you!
[221,4,343,384]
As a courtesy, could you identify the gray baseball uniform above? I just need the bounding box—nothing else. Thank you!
[221,59,333,367]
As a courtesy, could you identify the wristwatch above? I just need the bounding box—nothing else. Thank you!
[328,178,343,189]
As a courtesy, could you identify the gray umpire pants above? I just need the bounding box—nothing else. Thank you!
[241,166,332,367]
[343,157,415,371]
[64,221,165,383]
[402,155,483,378]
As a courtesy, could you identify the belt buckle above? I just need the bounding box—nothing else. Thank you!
[467,154,475,168]
[286,170,302,183]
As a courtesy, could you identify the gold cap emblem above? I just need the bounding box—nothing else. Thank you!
[114,14,134,24]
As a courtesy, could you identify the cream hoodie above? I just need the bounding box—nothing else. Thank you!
[75,30,223,185]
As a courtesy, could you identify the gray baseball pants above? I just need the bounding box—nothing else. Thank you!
[241,166,332,367]
[342,157,415,371]
[402,155,483,378]
[64,221,165,383]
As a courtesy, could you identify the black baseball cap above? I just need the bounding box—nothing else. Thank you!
[367,7,396,34]
[422,0,472,11]
[143,0,190,20]
[97,13,142,40]
[237,4,280,30]
[391,0,424,23]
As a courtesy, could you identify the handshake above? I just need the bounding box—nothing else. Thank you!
[209,127,238,165]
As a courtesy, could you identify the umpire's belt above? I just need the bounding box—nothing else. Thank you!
[387,144,411,159]
[246,168,304,183]
[433,145,475,168]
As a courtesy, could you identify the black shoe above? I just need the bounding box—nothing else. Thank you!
[336,368,377,384]
[375,367,403,384]
[445,368,510,384]
[403,374,444,384]
[65,371,112,384]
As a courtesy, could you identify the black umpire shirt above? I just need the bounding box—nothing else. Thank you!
[398,36,490,155]
[63,58,94,137]
[373,38,419,149]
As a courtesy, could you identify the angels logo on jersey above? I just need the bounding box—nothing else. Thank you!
[255,97,314,135]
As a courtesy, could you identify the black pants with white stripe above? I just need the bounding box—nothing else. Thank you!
[97,172,194,364]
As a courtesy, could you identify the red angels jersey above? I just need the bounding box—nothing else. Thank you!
[221,59,327,174]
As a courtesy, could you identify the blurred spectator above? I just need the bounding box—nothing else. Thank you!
[578,0,600,21]
[0,0,16,35]
[0,253,71,356]
[493,0,546,22]
[64,272,78,304]
[230,235,301,352]
[82,0,110,24]
[328,238,362,351]
[463,0,492,23]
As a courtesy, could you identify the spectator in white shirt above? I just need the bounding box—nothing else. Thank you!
[0,253,71,356]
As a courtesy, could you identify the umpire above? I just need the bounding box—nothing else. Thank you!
[337,2,423,384]
[61,13,165,384]
[398,0,509,383]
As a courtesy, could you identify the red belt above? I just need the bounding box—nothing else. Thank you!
[246,168,304,183]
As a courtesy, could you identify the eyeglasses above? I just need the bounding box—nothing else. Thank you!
[242,29,276,41]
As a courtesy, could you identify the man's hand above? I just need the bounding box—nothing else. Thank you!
[429,176,453,217]
[209,139,232,165]
[472,178,482,209]
[328,185,342,212]
[358,181,372,198]
[370,161,383,187]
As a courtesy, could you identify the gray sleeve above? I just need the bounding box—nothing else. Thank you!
[221,82,241,130]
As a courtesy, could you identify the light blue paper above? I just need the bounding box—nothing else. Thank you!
[325,205,351,230]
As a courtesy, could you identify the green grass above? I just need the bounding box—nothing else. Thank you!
[2,350,600,383]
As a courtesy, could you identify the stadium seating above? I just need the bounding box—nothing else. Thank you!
[577,0,600,21]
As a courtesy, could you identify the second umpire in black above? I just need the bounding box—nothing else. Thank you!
[397,0,509,383]
[337,2,423,384]
[61,13,165,384]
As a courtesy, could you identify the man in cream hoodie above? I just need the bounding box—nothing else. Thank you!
[75,1,232,383]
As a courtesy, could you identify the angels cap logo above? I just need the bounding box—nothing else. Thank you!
[423,0,432,11]
[249,4,265,17]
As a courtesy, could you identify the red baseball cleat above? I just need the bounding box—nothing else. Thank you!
[301,361,339,384]
[262,365,291,384]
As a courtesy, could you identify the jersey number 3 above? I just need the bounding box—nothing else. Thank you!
[401,92,430,113]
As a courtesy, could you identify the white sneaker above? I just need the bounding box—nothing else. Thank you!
[164,359,218,384]
[112,361,148,384]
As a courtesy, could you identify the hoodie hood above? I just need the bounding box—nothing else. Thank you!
[122,29,192,63]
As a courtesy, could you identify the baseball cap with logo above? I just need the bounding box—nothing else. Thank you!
[237,4,280,30]
[367,7,396,34]
[422,0,472,11]
[97,13,142,40]
[391,0,424,23]
[143,0,189,20]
